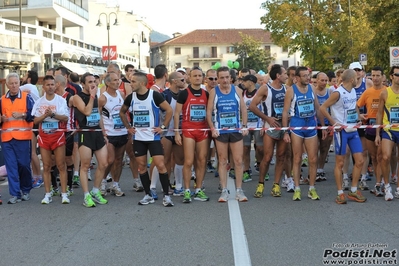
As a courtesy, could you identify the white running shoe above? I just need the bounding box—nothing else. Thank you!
[385,186,393,201]
[287,178,295,192]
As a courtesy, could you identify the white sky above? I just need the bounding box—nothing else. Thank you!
[113,0,266,36]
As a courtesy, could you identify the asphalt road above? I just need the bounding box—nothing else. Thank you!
[0,152,398,266]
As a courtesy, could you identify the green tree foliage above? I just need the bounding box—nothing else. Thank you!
[232,33,273,72]
[260,0,374,71]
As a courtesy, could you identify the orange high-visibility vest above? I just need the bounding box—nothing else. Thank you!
[1,91,33,142]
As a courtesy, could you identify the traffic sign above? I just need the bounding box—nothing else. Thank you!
[390,47,399,66]
[359,53,367,66]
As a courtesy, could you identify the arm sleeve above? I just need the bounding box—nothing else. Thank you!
[153,91,166,106]
[176,90,188,104]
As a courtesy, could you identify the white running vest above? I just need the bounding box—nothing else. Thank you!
[102,90,127,136]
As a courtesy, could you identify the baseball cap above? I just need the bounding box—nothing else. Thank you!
[176,68,186,74]
[242,74,258,84]
[349,62,362,70]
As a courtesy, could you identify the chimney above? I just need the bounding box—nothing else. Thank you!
[172,32,182,38]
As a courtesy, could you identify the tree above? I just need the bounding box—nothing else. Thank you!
[232,33,273,72]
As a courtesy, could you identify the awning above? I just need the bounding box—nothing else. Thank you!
[59,60,107,75]
[0,46,41,64]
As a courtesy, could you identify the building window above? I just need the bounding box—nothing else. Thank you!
[282,46,288,53]
[175,63,181,69]
[211,47,217,58]
[2,0,27,6]
[193,63,200,68]
[282,60,289,69]
[175,47,181,55]
[193,47,199,58]
[264,46,271,54]
[226,46,235,53]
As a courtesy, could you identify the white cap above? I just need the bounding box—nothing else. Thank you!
[176,67,186,74]
[349,62,362,70]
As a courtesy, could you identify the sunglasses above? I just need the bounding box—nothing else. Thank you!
[208,77,217,81]
[174,78,185,82]
[354,69,362,72]
[392,73,399,77]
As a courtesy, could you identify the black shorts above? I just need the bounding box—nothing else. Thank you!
[163,136,177,145]
[78,131,106,151]
[365,133,376,142]
[107,135,128,148]
[215,132,243,143]
[134,140,164,157]
[33,123,39,137]
[357,128,365,138]
[65,131,74,156]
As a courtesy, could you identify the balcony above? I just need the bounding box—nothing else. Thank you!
[0,0,27,8]
[54,0,88,20]
[187,54,222,62]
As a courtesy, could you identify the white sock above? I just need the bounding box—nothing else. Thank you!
[74,171,79,176]
[361,174,367,181]
[350,187,357,193]
[45,192,52,198]
[113,181,119,187]
[150,167,159,189]
[174,164,183,190]
[338,190,343,195]
[343,173,348,180]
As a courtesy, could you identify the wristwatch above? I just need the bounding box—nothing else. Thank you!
[160,125,166,130]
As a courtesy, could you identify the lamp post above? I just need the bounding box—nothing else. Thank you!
[96,12,118,64]
[131,31,147,70]
[336,0,354,61]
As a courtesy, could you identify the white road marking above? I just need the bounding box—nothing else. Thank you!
[0,181,8,186]
[227,176,252,266]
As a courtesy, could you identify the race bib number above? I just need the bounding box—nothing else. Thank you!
[42,121,58,133]
[390,107,399,124]
[247,110,258,122]
[190,104,206,122]
[133,110,150,128]
[220,112,237,129]
[112,114,125,129]
[273,102,284,119]
[86,108,100,127]
[346,109,358,124]
[297,99,314,118]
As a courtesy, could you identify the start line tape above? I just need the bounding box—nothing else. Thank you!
[0,124,396,132]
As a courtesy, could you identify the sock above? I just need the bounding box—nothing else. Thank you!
[185,189,190,193]
[361,174,367,181]
[350,187,357,193]
[84,192,90,197]
[295,186,300,191]
[91,187,99,194]
[67,164,74,188]
[343,173,348,180]
[61,193,68,197]
[150,167,159,189]
[113,181,119,187]
[174,164,183,190]
[309,186,315,190]
[317,169,323,173]
[74,171,79,176]
[45,192,52,198]
[159,172,170,196]
[51,166,58,187]
[338,190,343,195]
[139,172,151,195]
[195,188,201,193]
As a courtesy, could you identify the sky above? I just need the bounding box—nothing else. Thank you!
[110,0,266,36]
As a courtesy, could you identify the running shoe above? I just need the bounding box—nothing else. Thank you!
[307,188,320,200]
[390,175,398,184]
[335,193,347,204]
[301,156,308,167]
[183,190,192,203]
[270,157,276,165]
[191,170,196,180]
[385,186,393,201]
[254,183,264,198]
[320,172,327,181]
[214,170,219,178]
[243,172,252,183]
[218,189,229,202]
[66,186,73,197]
[367,164,374,176]
[8,196,21,204]
[254,162,259,173]
[229,169,236,179]
[50,186,60,196]
[100,179,107,196]
[281,176,288,188]
[316,172,322,182]
[287,178,295,192]
[106,173,112,182]
[87,168,92,181]
[173,188,184,196]
[150,188,158,200]
[138,194,155,205]
[359,180,369,191]
[373,185,384,197]
[293,188,301,201]
[83,194,96,208]
[133,178,144,192]
[207,162,216,173]
[329,144,334,152]
[163,195,174,207]
[111,185,125,197]
[347,190,366,203]
[394,188,399,199]
[271,183,281,197]
[235,188,248,202]
[72,175,80,188]
[264,173,270,181]
[41,195,52,204]
[342,178,350,191]
[194,190,210,202]
[217,183,222,193]
[90,190,108,204]
[32,178,43,189]
[299,175,309,185]
[61,194,70,204]
[21,193,30,201]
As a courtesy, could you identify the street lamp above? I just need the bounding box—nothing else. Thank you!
[131,31,147,70]
[336,0,354,61]
[96,12,118,64]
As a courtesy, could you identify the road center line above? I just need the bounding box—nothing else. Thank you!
[227,175,252,266]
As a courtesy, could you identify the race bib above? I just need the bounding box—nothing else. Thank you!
[346,109,357,124]
[390,107,399,124]
[273,102,284,119]
[220,112,237,129]
[247,110,258,122]
[133,110,150,128]
[42,121,58,133]
[297,99,314,118]
[86,108,100,127]
[112,114,125,129]
[190,104,206,122]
